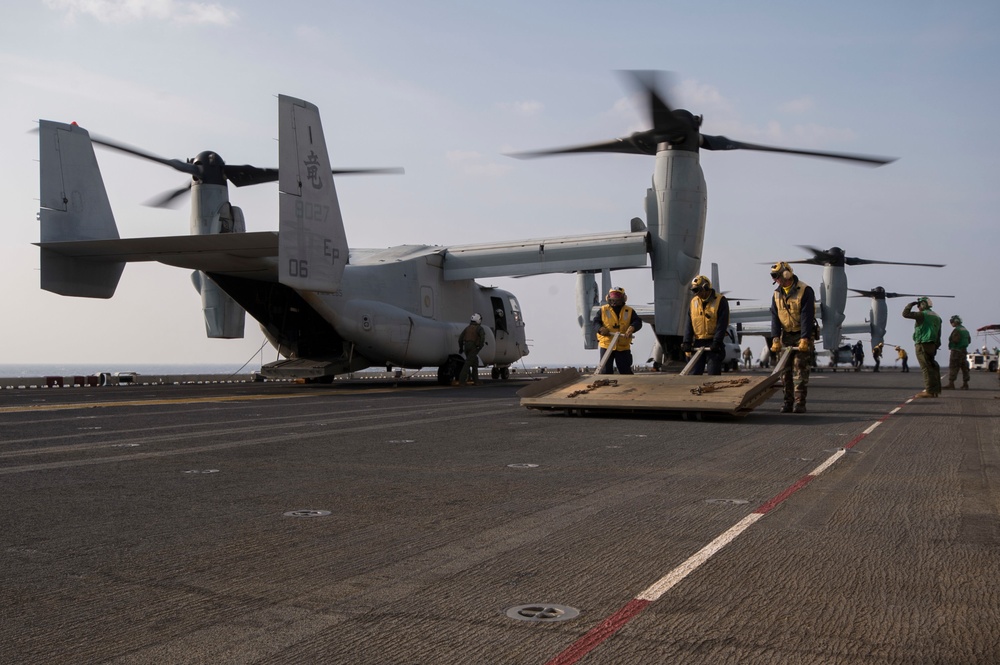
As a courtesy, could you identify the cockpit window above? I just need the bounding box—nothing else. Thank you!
[509,297,522,324]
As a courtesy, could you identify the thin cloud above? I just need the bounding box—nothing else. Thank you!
[44,0,238,26]
[445,150,513,177]
[499,100,544,117]
[779,97,816,114]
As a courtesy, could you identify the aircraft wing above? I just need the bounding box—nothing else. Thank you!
[441,230,649,280]
[38,227,650,282]
[36,232,280,278]
[840,322,872,335]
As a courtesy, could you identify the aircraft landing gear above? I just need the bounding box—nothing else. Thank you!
[491,366,511,380]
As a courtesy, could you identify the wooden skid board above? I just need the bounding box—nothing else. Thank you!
[519,370,780,416]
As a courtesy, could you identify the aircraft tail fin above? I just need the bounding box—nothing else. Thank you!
[38,120,124,298]
[277,95,348,293]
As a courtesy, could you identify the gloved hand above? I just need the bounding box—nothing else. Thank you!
[710,341,725,355]
[598,326,610,335]
[624,326,635,336]
[680,342,693,354]
[797,338,813,353]
[770,338,782,354]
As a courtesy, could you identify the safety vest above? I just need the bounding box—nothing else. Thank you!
[690,292,723,340]
[948,325,971,351]
[912,310,941,345]
[596,305,635,351]
[773,279,810,333]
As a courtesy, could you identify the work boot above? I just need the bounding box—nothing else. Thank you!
[915,391,935,398]
[943,382,955,390]
[961,382,969,390]
[780,402,793,413]
[793,402,806,414]
[450,379,460,386]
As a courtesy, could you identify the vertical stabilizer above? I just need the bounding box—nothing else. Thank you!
[277,95,348,293]
[38,120,124,298]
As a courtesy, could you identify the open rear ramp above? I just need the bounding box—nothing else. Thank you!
[519,349,790,418]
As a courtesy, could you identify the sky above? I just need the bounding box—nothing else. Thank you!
[2,0,999,370]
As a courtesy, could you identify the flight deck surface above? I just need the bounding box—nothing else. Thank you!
[1,370,998,664]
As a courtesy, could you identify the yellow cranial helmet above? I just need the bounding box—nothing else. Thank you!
[769,261,793,281]
[690,275,712,292]
[607,287,627,303]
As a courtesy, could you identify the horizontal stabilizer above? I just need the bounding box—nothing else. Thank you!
[36,232,279,278]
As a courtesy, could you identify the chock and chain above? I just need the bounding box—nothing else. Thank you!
[567,378,618,398]
[690,377,750,396]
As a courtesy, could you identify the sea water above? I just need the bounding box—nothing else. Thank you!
[0,363,259,378]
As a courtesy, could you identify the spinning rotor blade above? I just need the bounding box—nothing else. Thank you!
[223,165,404,187]
[842,257,945,268]
[145,182,192,209]
[700,135,895,166]
[792,245,943,268]
[88,132,199,177]
[508,70,695,159]
[88,132,403,190]
[223,165,278,187]
[848,288,954,299]
[507,70,896,166]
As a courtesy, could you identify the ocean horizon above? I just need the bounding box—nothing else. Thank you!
[0,363,262,378]
[0,361,576,378]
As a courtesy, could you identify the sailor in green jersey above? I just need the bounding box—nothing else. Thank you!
[902,296,942,398]
[943,314,971,390]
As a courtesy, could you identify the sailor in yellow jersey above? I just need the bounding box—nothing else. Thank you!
[769,261,817,413]
[681,275,730,375]
[593,287,643,374]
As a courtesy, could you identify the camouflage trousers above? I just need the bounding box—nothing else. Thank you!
[915,342,941,395]
[947,348,970,384]
[779,333,812,405]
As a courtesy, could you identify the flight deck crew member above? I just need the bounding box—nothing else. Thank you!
[902,296,942,398]
[593,287,642,374]
[895,345,909,372]
[742,347,753,368]
[456,313,486,385]
[872,342,883,372]
[769,261,817,413]
[681,275,730,375]
[944,314,971,390]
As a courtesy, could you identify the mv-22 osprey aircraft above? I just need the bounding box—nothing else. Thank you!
[727,245,948,353]
[512,71,896,360]
[36,95,650,382]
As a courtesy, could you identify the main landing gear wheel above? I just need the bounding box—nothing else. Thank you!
[492,367,511,380]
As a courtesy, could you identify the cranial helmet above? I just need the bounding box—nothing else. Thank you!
[607,287,627,303]
[470,313,482,324]
[770,261,793,280]
[950,314,962,325]
[690,275,712,293]
[917,296,933,309]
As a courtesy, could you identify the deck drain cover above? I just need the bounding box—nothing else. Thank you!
[507,463,539,469]
[506,604,579,622]
[283,510,331,518]
[183,469,219,474]
[705,498,749,505]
